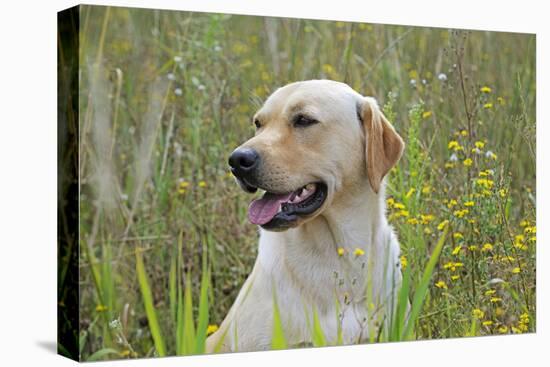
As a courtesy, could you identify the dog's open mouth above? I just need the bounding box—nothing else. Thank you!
[247,182,327,229]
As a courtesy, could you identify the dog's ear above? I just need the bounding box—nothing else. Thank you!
[359,97,405,194]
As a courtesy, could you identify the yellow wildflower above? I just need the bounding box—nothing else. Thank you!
[207,324,219,335]
[480,86,492,93]
[444,162,455,169]
[420,214,434,224]
[422,111,433,119]
[514,243,527,250]
[512,267,521,274]
[518,323,528,332]
[178,180,190,194]
[399,210,410,217]
[422,185,432,195]
[476,178,494,189]
[337,247,345,257]
[354,248,365,257]
[524,226,536,234]
[500,255,515,262]
[514,234,526,250]
[485,289,496,296]
[472,309,484,319]
[95,304,108,312]
[468,245,478,251]
[453,232,464,240]
[437,220,449,231]
[520,313,529,324]
[482,320,494,327]
[475,141,485,149]
[483,102,493,109]
[387,197,395,207]
[490,297,503,303]
[400,255,408,269]
[447,199,458,208]
[448,140,460,150]
[443,262,463,272]
[460,130,468,137]
[454,209,469,218]
[407,218,419,225]
[464,201,475,207]
[435,280,447,289]
[393,202,406,210]
[498,325,509,333]
[463,158,473,167]
[452,245,462,256]
[482,243,493,252]
[405,188,416,199]
[511,326,523,334]
[198,181,207,188]
[451,275,460,281]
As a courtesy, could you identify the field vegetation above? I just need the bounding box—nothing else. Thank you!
[65,5,535,360]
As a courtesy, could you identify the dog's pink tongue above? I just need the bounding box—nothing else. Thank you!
[248,192,293,225]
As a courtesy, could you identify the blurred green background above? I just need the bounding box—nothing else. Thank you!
[73,5,535,360]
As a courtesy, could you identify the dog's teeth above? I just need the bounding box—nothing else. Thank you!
[305,183,315,191]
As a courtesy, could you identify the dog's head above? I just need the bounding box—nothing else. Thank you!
[229,80,404,231]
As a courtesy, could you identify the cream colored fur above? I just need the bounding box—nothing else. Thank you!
[206,80,405,352]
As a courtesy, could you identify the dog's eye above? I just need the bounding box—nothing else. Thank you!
[293,114,319,128]
[254,119,261,130]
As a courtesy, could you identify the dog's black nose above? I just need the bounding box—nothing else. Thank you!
[228,147,260,173]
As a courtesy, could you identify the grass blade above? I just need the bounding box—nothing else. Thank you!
[311,308,327,347]
[182,273,196,354]
[271,295,288,350]
[85,347,120,362]
[135,249,167,356]
[194,264,210,354]
[391,264,411,341]
[402,227,448,340]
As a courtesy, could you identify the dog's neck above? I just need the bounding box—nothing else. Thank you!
[320,181,387,252]
[257,181,394,302]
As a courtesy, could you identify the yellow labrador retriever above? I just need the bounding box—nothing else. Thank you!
[207,80,405,352]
